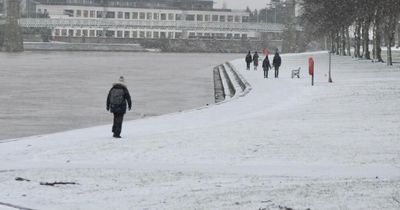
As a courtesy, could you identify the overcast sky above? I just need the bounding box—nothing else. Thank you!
[214,0,272,10]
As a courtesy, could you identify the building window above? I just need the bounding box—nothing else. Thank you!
[153,13,159,20]
[89,30,95,37]
[68,29,73,36]
[82,30,88,37]
[168,32,174,38]
[161,13,166,20]
[197,33,203,37]
[139,31,145,38]
[76,29,81,36]
[63,9,73,17]
[117,12,123,19]
[139,12,145,20]
[175,14,182,21]
[62,29,67,36]
[241,34,247,39]
[197,14,203,21]
[242,16,249,22]
[175,32,182,39]
[132,31,138,38]
[117,31,123,38]
[132,12,138,19]
[153,31,159,38]
[185,14,195,21]
[205,15,210,21]
[168,13,174,20]
[96,11,103,18]
[106,12,115,19]
[147,12,152,20]
[212,15,218,22]
[219,16,225,22]
[124,31,130,38]
[83,10,88,18]
[76,10,81,17]
[188,32,196,38]
[96,30,103,37]
[146,31,152,38]
[227,16,233,22]
[90,10,95,18]
[124,12,130,19]
[227,33,233,39]
[55,29,60,36]
[160,32,166,38]
[106,30,115,37]
[234,16,240,22]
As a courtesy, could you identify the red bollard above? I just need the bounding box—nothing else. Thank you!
[308,57,314,86]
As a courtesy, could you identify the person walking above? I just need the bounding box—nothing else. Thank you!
[107,76,132,138]
[262,55,272,78]
[272,50,282,78]
[253,51,259,70]
[245,51,252,70]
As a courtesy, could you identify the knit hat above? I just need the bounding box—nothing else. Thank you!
[118,76,125,83]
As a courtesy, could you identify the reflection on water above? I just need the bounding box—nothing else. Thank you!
[0,51,241,140]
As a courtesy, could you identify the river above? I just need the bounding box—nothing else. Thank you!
[0,51,241,140]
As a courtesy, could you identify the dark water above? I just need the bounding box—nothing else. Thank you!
[0,51,241,140]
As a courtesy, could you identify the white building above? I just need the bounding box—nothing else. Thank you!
[36,4,256,40]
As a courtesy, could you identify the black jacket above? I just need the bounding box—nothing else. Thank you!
[273,53,282,68]
[253,53,259,66]
[107,84,132,114]
[262,57,272,70]
[245,54,252,63]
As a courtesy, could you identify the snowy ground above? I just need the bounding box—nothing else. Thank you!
[0,52,400,210]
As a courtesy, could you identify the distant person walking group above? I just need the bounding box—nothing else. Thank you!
[245,50,281,78]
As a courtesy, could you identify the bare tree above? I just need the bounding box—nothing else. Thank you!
[382,0,400,65]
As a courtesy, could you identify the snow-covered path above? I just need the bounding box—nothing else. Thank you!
[1,52,399,210]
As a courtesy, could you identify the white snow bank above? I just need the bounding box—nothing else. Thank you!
[1,51,400,210]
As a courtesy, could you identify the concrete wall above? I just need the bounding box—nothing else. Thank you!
[24,42,145,51]
[49,37,282,53]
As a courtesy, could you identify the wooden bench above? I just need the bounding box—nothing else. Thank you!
[291,67,301,78]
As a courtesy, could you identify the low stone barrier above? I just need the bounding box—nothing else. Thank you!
[24,42,145,52]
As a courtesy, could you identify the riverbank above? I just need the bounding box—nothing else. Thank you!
[1,52,399,209]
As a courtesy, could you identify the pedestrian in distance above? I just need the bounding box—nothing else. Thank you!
[245,51,252,70]
[262,55,272,78]
[253,51,259,70]
[272,50,282,78]
[107,76,132,138]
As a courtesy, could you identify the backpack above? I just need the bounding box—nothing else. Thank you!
[110,88,125,105]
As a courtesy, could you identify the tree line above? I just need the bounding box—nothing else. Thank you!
[301,0,400,65]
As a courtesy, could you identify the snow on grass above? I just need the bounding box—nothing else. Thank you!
[0,52,399,210]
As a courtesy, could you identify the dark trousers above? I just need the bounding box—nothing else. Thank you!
[112,113,124,136]
[263,69,269,78]
[246,62,251,70]
[274,66,280,78]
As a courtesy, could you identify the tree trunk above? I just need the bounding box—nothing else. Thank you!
[397,20,400,48]
[362,18,371,59]
[336,32,340,55]
[373,22,377,60]
[341,27,346,56]
[375,21,384,62]
[346,27,351,56]
[385,28,394,66]
[354,20,362,58]
[387,39,392,65]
